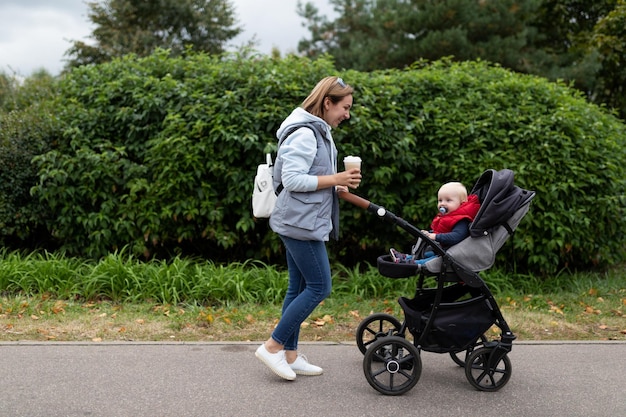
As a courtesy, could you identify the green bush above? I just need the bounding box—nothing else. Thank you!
[9,52,626,275]
[0,103,57,249]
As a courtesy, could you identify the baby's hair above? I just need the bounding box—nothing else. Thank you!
[439,182,468,202]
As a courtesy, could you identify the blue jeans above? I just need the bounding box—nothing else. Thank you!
[272,235,332,351]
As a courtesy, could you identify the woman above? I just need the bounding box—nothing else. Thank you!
[255,76,361,381]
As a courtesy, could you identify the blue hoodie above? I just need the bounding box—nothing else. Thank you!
[269,107,339,241]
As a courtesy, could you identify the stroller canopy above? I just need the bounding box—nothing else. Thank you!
[469,169,535,238]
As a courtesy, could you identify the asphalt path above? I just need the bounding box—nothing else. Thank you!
[1,341,625,417]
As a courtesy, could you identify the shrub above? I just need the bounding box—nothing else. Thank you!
[11,53,626,274]
[0,102,58,249]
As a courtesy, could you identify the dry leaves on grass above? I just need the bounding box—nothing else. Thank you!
[302,314,334,328]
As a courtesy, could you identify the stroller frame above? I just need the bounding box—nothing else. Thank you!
[341,169,535,396]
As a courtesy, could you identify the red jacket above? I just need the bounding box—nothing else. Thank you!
[430,194,480,234]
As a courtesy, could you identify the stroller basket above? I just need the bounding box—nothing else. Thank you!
[399,284,495,352]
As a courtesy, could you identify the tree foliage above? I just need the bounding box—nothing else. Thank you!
[297,0,626,119]
[588,0,626,118]
[297,0,543,72]
[65,0,242,68]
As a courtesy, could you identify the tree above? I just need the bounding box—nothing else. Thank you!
[65,0,242,68]
[297,0,543,72]
[0,69,56,113]
[526,0,617,95]
[589,0,626,118]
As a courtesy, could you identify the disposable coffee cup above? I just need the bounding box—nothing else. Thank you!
[343,155,362,172]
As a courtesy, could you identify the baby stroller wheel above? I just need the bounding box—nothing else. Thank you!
[363,336,422,396]
[356,313,402,355]
[450,334,489,367]
[464,346,512,391]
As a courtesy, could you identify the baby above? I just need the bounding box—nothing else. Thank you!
[391,181,480,264]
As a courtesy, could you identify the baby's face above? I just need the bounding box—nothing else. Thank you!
[437,191,463,214]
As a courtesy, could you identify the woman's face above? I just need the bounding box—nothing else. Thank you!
[323,94,353,128]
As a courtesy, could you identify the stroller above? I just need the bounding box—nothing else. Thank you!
[339,169,535,395]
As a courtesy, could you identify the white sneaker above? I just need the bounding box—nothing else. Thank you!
[255,344,296,381]
[289,354,323,376]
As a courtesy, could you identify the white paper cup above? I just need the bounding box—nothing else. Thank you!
[343,155,362,171]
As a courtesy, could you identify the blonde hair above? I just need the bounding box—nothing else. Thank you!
[439,182,468,202]
[301,76,354,119]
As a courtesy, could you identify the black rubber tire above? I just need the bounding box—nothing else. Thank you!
[450,334,489,367]
[464,346,512,392]
[356,313,402,355]
[363,336,422,396]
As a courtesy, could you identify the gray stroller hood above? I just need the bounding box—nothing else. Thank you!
[424,169,535,273]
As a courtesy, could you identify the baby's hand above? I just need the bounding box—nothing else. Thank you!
[422,230,435,240]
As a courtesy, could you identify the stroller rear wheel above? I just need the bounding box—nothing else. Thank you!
[464,346,512,391]
[450,334,489,367]
[363,336,422,396]
[356,313,402,355]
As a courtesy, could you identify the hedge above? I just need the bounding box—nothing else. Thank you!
[2,51,625,275]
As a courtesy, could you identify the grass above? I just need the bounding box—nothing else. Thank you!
[0,250,625,343]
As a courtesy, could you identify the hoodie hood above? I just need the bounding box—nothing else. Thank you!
[277,107,331,141]
[276,107,337,173]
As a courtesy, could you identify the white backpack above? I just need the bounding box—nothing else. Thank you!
[251,125,313,219]
[251,153,277,218]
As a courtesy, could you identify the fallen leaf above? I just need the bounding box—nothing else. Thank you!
[549,305,564,315]
[52,301,66,314]
[312,319,326,326]
[92,337,102,342]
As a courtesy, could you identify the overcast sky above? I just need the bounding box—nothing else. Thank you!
[0,0,334,77]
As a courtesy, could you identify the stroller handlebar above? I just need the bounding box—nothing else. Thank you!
[337,189,371,210]
[338,190,391,218]
[338,190,438,248]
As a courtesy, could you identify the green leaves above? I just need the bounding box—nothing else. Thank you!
[4,52,626,275]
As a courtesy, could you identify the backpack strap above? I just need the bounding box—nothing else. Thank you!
[275,124,316,196]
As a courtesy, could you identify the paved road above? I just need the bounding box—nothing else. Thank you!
[1,341,625,417]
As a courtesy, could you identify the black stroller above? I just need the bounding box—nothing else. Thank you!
[339,169,535,395]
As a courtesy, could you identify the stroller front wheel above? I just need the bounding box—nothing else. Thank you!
[363,336,422,396]
[356,313,403,355]
[450,334,489,367]
[464,346,512,391]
